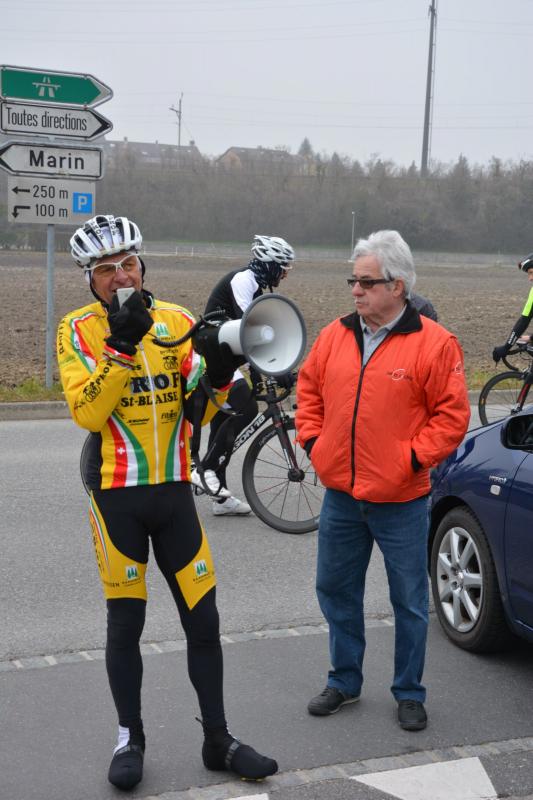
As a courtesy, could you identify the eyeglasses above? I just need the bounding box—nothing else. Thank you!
[87,254,141,278]
[347,277,394,290]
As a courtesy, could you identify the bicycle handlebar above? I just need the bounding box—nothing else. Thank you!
[507,343,533,354]
[502,342,533,371]
[254,374,297,404]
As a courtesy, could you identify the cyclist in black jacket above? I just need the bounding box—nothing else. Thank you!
[191,235,295,514]
[410,292,437,322]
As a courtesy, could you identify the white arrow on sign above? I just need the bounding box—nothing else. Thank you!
[0,140,102,179]
[0,101,113,141]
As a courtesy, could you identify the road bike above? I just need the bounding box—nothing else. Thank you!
[80,374,325,534]
[478,342,533,426]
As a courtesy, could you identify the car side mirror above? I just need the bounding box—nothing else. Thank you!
[501,413,533,451]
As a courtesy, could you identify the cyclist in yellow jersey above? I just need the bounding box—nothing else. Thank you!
[493,254,533,363]
[57,214,278,791]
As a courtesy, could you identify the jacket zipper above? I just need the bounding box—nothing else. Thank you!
[350,333,391,490]
[139,342,159,481]
[350,365,365,489]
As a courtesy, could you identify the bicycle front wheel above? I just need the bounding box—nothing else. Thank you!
[242,418,325,534]
[478,371,528,426]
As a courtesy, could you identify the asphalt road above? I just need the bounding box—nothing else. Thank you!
[2,413,533,800]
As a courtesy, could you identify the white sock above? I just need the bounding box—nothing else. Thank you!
[114,725,131,754]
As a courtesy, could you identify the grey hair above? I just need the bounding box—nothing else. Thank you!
[352,230,416,296]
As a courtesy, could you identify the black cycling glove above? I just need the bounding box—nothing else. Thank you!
[276,372,296,390]
[106,291,153,355]
[193,325,236,388]
[492,343,510,364]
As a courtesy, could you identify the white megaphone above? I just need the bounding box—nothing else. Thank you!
[217,294,307,376]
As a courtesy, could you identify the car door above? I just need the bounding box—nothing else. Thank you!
[504,451,533,628]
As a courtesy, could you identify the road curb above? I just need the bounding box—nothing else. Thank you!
[0,401,70,421]
[0,392,481,422]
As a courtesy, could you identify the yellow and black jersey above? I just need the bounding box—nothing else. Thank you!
[57,296,226,490]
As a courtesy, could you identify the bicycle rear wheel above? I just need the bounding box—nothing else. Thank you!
[80,433,91,495]
[478,372,528,426]
[242,418,324,533]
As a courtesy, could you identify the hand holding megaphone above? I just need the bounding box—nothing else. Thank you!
[192,324,237,388]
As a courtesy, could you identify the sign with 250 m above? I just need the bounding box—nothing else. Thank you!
[7,176,96,224]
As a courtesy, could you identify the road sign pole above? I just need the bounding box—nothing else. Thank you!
[45,224,55,388]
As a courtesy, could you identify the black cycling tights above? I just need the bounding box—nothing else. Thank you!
[94,481,226,733]
[204,378,258,489]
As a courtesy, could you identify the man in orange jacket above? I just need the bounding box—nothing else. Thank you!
[296,230,470,731]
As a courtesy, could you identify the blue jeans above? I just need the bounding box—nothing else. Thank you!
[316,489,429,702]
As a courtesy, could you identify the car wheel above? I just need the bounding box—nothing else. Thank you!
[430,507,513,652]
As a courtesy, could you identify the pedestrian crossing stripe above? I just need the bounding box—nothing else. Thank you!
[227,795,268,800]
[353,756,497,800]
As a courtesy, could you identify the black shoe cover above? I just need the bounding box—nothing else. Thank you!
[202,736,278,780]
[108,743,144,790]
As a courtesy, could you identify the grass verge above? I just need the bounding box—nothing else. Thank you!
[0,370,492,403]
[0,378,64,403]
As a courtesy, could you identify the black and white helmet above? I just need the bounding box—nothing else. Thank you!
[251,235,295,268]
[70,214,142,268]
[519,253,533,273]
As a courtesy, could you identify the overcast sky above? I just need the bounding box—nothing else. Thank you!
[3,0,533,169]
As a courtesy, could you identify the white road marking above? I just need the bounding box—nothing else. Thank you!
[354,756,497,800]
[227,795,268,800]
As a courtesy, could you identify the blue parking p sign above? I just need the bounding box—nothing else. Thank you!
[73,192,93,214]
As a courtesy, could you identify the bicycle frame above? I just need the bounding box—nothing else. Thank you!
[503,343,533,413]
[231,380,300,472]
[511,370,533,414]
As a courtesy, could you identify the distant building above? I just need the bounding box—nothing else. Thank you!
[216,146,306,175]
[102,138,205,169]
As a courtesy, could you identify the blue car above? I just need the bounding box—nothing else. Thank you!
[429,410,533,652]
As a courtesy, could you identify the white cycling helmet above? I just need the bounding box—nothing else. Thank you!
[70,214,142,268]
[251,235,294,268]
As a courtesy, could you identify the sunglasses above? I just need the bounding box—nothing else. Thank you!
[86,253,141,278]
[347,277,394,290]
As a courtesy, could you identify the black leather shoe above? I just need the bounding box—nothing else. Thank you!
[397,699,427,731]
[307,686,360,716]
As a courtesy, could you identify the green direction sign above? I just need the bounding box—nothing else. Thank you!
[0,65,112,108]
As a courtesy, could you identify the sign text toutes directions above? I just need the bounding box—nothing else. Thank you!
[0,101,113,140]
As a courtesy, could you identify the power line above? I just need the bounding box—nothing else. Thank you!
[4,27,426,45]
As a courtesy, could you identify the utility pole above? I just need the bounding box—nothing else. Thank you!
[169,93,183,148]
[421,0,437,177]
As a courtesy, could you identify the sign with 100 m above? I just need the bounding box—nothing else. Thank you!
[7,176,95,224]
[0,64,110,225]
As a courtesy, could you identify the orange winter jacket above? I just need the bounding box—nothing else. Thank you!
[295,304,470,503]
